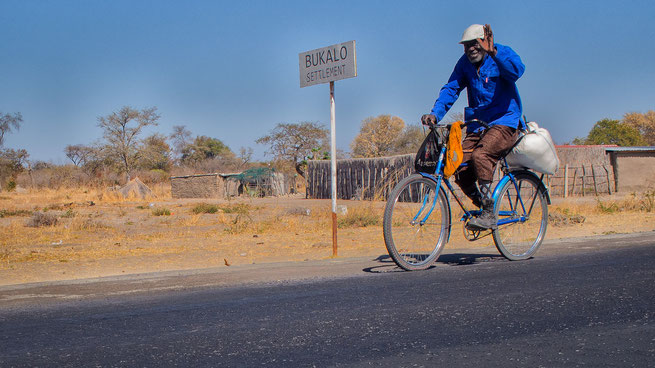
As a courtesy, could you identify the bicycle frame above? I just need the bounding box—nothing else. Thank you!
[417,142,551,238]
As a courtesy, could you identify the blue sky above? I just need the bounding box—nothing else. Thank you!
[1,0,654,164]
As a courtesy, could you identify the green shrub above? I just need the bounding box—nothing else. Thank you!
[596,200,619,214]
[152,207,171,216]
[0,209,32,218]
[219,203,253,215]
[192,203,219,214]
[61,209,76,218]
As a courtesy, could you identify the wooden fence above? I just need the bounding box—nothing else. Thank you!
[546,164,615,198]
[307,155,414,200]
[307,155,615,200]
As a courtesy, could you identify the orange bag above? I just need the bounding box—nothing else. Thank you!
[443,121,463,178]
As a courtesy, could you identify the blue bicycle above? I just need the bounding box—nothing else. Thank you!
[383,120,550,271]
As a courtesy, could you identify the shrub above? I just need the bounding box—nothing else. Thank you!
[596,200,619,214]
[219,203,254,215]
[596,190,655,213]
[5,180,17,192]
[152,207,171,216]
[223,213,252,234]
[61,209,76,218]
[26,212,59,227]
[0,209,32,218]
[337,206,380,228]
[642,190,655,212]
[192,203,219,214]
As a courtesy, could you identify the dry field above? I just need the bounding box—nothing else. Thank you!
[1,184,654,285]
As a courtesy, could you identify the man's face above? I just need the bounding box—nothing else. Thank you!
[463,41,485,64]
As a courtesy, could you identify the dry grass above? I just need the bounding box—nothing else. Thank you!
[1,185,654,281]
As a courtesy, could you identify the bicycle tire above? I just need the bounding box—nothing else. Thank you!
[492,172,548,260]
[383,174,451,271]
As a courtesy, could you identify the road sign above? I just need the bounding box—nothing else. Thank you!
[299,40,357,88]
[299,40,357,257]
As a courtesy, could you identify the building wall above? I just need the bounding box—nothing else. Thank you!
[612,153,655,192]
[170,172,289,198]
[555,146,612,167]
[170,174,224,198]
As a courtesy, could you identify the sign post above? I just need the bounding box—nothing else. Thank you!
[299,40,357,257]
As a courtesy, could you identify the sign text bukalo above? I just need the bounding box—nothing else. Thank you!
[299,40,356,88]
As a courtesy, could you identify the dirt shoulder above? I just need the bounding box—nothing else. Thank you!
[1,189,654,287]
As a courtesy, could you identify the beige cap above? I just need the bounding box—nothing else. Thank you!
[459,24,484,43]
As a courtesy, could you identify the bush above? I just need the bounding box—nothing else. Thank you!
[26,212,59,227]
[596,190,655,213]
[192,203,219,214]
[61,209,76,218]
[0,209,32,218]
[219,203,254,215]
[337,206,380,228]
[152,207,171,216]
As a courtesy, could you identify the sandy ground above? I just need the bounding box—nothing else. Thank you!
[1,190,654,287]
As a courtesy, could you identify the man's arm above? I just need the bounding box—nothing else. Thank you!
[492,44,525,82]
[430,60,467,121]
[477,24,524,82]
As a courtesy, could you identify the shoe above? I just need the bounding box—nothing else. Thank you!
[463,188,482,208]
[468,199,497,230]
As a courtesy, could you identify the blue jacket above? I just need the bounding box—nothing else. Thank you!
[431,43,525,133]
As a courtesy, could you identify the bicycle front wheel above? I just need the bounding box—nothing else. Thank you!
[493,172,548,260]
[383,174,451,271]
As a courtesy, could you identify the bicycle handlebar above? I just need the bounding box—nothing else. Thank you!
[423,119,490,130]
[463,119,489,129]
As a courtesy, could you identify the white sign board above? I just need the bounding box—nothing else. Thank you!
[299,40,357,88]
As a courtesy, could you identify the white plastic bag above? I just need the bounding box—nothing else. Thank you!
[505,122,560,175]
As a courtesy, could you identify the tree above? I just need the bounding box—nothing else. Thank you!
[238,147,253,169]
[623,110,655,145]
[0,112,22,147]
[351,115,406,158]
[169,125,192,161]
[64,144,96,167]
[393,124,426,155]
[181,136,233,163]
[256,122,329,177]
[0,148,29,190]
[138,133,171,171]
[97,106,160,182]
[584,119,644,146]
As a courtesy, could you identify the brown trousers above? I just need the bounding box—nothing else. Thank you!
[454,125,519,190]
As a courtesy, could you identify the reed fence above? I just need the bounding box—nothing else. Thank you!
[306,156,615,200]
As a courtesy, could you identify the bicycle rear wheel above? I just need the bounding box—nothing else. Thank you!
[492,172,548,260]
[383,174,450,271]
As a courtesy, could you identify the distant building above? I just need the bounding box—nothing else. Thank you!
[604,147,655,192]
[170,168,289,199]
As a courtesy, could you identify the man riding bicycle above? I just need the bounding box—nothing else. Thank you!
[421,23,525,230]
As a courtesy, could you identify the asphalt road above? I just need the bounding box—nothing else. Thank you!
[1,233,654,367]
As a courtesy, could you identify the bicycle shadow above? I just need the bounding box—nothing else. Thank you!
[363,253,505,273]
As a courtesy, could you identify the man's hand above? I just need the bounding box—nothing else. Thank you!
[476,24,496,57]
[421,114,436,126]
